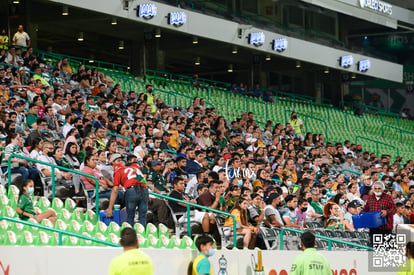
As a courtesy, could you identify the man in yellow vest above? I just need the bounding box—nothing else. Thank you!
[145,84,157,114]
[192,235,215,275]
[290,112,304,141]
[109,227,154,275]
[0,29,9,51]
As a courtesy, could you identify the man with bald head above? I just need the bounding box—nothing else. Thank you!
[362,181,396,246]
[13,25,30,47]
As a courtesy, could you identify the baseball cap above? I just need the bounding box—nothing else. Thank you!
[151,159,162,167]
[347,200,361,209]
[110,153,122,163]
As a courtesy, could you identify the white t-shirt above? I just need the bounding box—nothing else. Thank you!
[264,205,284,226]
[13,31,30,47]
[393,214,404,229]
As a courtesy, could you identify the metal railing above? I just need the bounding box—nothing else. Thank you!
[148,191,237,247]
[355,136,400,157]
[381,124,414,145]
[0,216,119,247]
[106,131,132,152]
[341,169,363,177]
[7,154,100,215]
[32,48,130,73]
[279,227,373,251]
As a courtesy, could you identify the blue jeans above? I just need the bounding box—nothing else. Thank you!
[87,189,123,204]
[125,186,149,226]
[4,166,38,182]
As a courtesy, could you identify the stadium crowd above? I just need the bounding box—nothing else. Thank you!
[1,33,414,249]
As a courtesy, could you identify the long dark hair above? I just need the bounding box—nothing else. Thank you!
[230,197,248,226]
[18,179,33,199]
[65,142,77,156]
[30,137,43,152]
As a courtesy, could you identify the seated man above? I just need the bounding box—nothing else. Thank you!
[264,192,284,228]
[168,177,210,234]
[80,153,123,203]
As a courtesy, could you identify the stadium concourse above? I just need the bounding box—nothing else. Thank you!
[0,47,412,274]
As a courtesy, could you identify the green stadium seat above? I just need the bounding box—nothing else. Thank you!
[64,198,77,212]
[55,219,68,231]
[18,230,35,246]
[36,197,51,212]
[137,234,149,248]
[147,234,160,248]
[134,223,145,236]
[51,198,64,213]
[106,221,120,235]
[71,208,85,222]
[145,223,158,238]
[57,208,72,223]
[83,221,95,234]
[94,221,108,234]
[84,209,98,224]
[3,230,18,245]
[180,235,193,249]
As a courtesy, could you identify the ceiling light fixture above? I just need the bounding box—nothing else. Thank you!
[324,67,330,74]
[232,46,238,54]
[194,57,200,65]
[154,28,161,38]
[118,40,125,50]
[62,6,69,16]
[89,54,94,63]
[77,32,84,41]
[265,54,271,61]
[192,37,198,44]
[296,60,301,68]
[227,64,233,73]
[111,17,118,25]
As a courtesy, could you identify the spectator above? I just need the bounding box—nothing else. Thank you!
[393,202,405,229]
[0,29,8,51]
[362,181,396,245]
[323,201,353,230]
[12,25,30,47]
[2,133,39,183]
[282,194,301,228]
[146,159,168,194]
[264,192,284,228]
[16,179,56,224]
[80,153,121,201]
[247,192,266,227]
[295,198,309,228]
[224,197,257,249]
[343,200,361,230]
[168,177,210,234]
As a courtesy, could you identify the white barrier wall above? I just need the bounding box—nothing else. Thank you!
[0,246,396,275]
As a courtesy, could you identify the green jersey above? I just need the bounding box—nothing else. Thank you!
[17,194,35,220]
[291,248,331,275]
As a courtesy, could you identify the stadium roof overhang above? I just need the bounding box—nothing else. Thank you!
[300,0,414,31]
[18,0,403,83]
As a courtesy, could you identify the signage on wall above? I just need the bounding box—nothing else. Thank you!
[357,59,371,72]
[359,0,392,15]
[272,38,288,52]
[137,3,157,19]
[339,55,354,68]
[168,11,187,26]
[248,32,265,46]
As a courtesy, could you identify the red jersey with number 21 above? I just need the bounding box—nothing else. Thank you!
[113,164,146,189]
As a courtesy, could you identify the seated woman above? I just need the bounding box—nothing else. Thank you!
[53,146,81,194]
[323,201,353,231]
[16,179,57,224]
[80,153,123,203]
[224,197,257,249]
